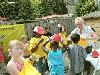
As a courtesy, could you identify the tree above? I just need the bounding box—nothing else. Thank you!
[75,0,98,17]
[0,0,34,20]
[31,0,68,17]
[38,0,68,17]
[0,0,68,20]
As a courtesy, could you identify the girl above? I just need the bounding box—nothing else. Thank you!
[20,35,30,58]
[41,34,68,75]
[7,40,40,75]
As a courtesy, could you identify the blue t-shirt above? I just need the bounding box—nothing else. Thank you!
[48,49,64,66]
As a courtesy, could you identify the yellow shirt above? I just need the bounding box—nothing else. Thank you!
[59,32,67,47]
[29,36,48,59]
[78,37,87,47]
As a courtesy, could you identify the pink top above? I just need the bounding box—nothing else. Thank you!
[14,60,24,71]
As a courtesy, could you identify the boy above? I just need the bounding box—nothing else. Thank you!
[86,48,100,75]
[29,26,48,75]
[69,33,87,75]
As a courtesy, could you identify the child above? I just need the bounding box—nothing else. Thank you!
[44,26,52,37]
[0,42,8,75]
[57,23,67,46]
[69,33,87,75]
[57,23,69,72]
[41,34,68,75]
[29,26,49,75]
[84,46,94,75]
[7,40,40,75]
[86,48,100,75]
[20,35,30,58]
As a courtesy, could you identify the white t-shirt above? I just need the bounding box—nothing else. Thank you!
[69,25,95,48]
[86,48,100,70]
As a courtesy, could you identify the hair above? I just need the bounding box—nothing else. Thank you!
[75,17,84,24]
[50,41,59,49]
[85,46,92,54]
[45,26,48,30]
[20,35,27,41]
[91,27,96,32]
[71,33,80,43]
[8,40,24,51]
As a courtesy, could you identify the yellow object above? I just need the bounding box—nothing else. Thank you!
[59,32,67,47]
[78,38,87,47]
[29,36,48,59]
[19,59,41,75]
[0,24,25,53]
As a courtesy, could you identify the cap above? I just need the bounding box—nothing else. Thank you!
[52,34,61,42]
[33,26,44,34]
[91,50,99,58]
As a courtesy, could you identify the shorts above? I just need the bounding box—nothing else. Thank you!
[49,65,64,75]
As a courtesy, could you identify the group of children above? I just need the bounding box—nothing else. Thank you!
[0,17,100,75]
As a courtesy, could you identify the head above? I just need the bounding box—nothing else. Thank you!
[75,17,84,29]
[52,34,61,43]
[33,26,44,38]
[50,41,59,51]
[20,35,27,43]
[85,46,92,54]
[8,40,24,58]
[71,33,80,44]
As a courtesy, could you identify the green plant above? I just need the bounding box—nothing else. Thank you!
[75,0,98,17]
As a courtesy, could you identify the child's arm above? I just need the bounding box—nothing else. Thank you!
[31,38,44,53]
[41,40,49,54]
[60,41,70,53]
[28,54,39,63]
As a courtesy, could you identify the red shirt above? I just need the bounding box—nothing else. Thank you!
[0,46,4,62]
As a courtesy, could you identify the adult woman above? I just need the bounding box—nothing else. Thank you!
[67,17,97,49]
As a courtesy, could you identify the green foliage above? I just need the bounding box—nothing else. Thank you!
[75,0,98,17]
[0,0,34,20]
[0,0,68,20]
[31,0,68,17]
[39,0,68,16]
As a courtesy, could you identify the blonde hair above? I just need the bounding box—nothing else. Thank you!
[8,40,24,51]
[20,35,27,41]
[75,17,84,24]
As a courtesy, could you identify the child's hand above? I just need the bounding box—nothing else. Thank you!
[60,38,64,44]
[28,55,39,62]
[31,45,38,53]
[39,38,44,43]
[48,37,53,42]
